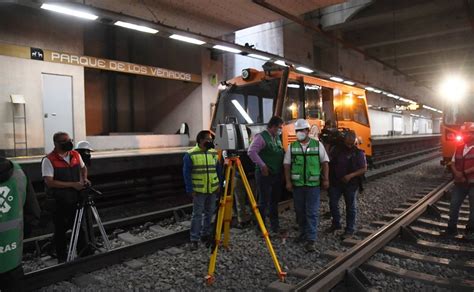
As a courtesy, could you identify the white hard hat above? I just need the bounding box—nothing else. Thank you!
[76,140,94,151]
[294,119,310,130]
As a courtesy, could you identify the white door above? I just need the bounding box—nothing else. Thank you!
[42,74,74,153]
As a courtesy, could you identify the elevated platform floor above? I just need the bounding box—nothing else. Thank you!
[371,134,440,146]
[13,146,191,183]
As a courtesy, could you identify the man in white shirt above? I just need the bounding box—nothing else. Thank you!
[284,119,329,252]
[41,132,89,262]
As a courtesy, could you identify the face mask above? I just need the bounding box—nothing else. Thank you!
[59,140,74,152]
[296,131,307,141]
[277,129,282,136]
[204,141,215,150]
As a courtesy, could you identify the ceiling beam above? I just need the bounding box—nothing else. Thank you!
[366,31,474,61]
[343,10,470,49]
[388,49,474,70]
[324,0,462,32]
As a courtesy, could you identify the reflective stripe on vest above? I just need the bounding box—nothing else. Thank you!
[290,139,321,187]
[0,162,27,273]
[187,145,219,194]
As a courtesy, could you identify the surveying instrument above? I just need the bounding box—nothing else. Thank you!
[67,186,111,262]
[205,123,286,284]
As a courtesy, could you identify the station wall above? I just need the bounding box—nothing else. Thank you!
[0,5,222,154]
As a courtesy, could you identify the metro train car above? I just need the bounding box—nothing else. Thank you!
[440,96,474,165]
[210,63,372,157]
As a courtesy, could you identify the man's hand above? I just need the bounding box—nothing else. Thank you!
[83,178,91,187]
[341,174,353,183]
[261,165,270,176]
[322,179,329,190]
[285,181,293,192]
[71,182,85,191]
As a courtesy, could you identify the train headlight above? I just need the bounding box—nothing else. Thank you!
[242,69,251,80]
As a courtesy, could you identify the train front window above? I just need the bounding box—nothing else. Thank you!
[211,79,279,129]
[335,93,369,125]
[444,98,474,125]
[282,82,323,121]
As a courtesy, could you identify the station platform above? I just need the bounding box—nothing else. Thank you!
[13,146,191,183]
[371,133,440,146]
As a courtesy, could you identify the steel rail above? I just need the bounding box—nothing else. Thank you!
[294,180,453,291]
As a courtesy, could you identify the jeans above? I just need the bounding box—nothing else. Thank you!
[329,184,358,233]
[293,186,320,241]
[255,171,282,232]
[233,176,251,223]
[190,193,216,242]
[448,184,474,232]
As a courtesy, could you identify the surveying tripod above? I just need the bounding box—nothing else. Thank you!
[67,186,111,262]
[205,154,286,284]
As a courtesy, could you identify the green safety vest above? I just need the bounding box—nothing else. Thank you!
[257,130,284,174]
[290,139,321,187]
[188,145,219,194]
[0,162,27,273]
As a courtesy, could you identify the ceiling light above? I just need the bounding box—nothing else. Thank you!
[373,89,382,93]
[330,76,344,82]
[114,21,158,34]
[364,87,375,91]
[213,45,241,53]
[248,54,270,61]
[343,80,355,85]
[169,34,205,45]
[274,60,288,66]
[296,66,313,73]
[40,3,98,20]
[287,84,300,88]
[439,75,468,102]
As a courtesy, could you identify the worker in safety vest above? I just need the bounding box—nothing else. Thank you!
[445,123,474,237]
[0,155,40,292]
[183,130,223,251]
[284,119,329,252]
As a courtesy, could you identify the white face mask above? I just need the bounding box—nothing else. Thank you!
[277,129,282,136]
[296,131,307,141]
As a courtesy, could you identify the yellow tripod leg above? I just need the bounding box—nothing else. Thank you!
[223,160,236,248]
[206,160,232,285]
[237,161,287,281]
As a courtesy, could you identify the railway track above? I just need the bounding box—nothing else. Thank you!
[273,180,474,291]
[21,154,446,291]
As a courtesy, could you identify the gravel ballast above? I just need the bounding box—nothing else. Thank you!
[37,159,452,291]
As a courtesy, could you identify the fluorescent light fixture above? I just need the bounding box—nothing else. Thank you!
[248,54,270,61]
[114,21,158,34]
[439,75,468,102]
[213,45,241,53]
[231,100,253,123]
[368,104,373,107]
[40,3,98,20]
[169,34,205,45]
[274,60,288,66]
[364,87,375,91]
[305,85,320,90]
[382,91,390,95]
[343,80,355,85]
[373,89,382,93]
[296,66,314,73]
[287,84,300,89]
[330,76,344,82]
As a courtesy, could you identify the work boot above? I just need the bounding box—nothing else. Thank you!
[304,240,316,252]
[340,231,355,240]
[442,227,458,238]
[190,241,198,251]
[324,225,341,233]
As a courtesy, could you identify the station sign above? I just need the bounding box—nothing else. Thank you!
[0,42,201,83]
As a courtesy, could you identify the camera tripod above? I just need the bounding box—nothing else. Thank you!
[205,155,286,284]
[67,187,111,262]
